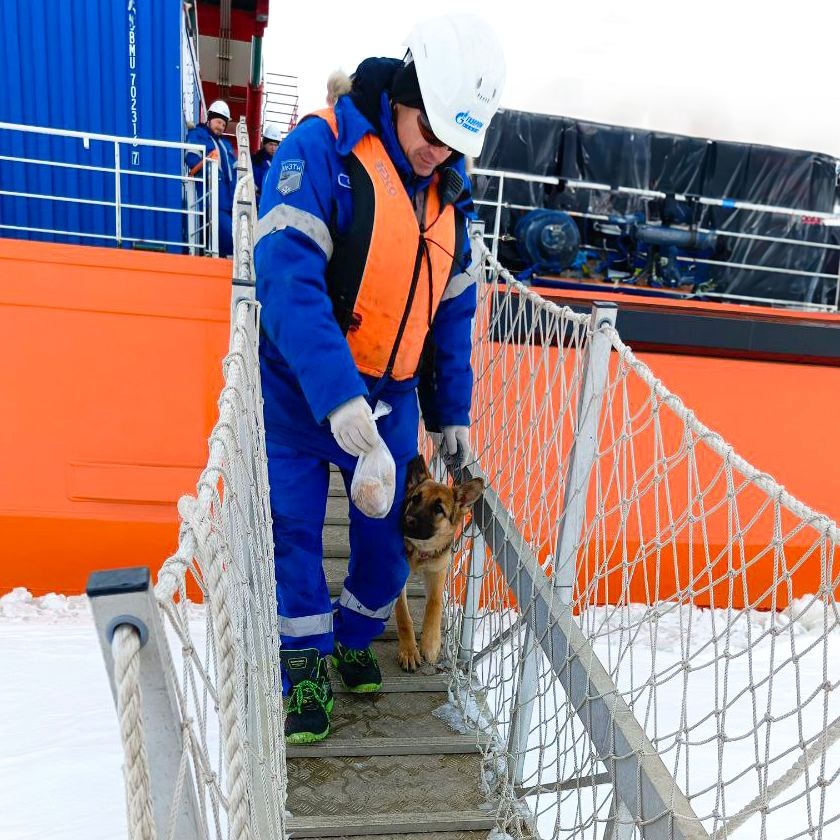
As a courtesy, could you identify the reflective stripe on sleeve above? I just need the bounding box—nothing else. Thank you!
[255,203,334,259]
[440,267,477,302]
[441,236,482,302]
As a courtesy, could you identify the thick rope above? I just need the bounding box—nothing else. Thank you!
[712,715,840,839]
[232,171,255,285]
[480,235,839,545]
[113,125,283,840]
[479,242,591,330]
[150,294,284,838]
[154,300,255,605]
[112,624,158,840]
[179,494,254,840]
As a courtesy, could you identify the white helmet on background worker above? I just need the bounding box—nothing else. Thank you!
[402,13,506,158]
[206,100,231,122]
[262,122,283,143]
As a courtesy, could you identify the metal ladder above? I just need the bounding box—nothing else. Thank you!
[263,72,299,138]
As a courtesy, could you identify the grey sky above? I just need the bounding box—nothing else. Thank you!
[264,0,839,159]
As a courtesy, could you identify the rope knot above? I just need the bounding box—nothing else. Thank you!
[177,494,200,525]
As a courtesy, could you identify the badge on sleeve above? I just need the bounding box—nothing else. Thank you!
[278,159,305,195]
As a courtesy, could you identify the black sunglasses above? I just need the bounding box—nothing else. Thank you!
[416,110,450,150]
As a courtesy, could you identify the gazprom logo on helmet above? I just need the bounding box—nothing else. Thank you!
[455,111,484,134]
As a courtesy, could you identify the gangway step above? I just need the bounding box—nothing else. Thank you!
[326,495,348,522]
[352,625,421,642]
[328,579,426,599]
[285,750,488,825]
[324,558,426,599]
[287,734,483,758]
[333,673,447,693]
[287,810,497,838]
[326,687,457,742]
[325,524,382,558]
[299,833,491,840]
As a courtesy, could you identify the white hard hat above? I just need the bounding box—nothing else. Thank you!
[403,13,506,158]
[262,122,283,142]
[207,100,231,121]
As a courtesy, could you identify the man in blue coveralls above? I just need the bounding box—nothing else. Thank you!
[186,99,237,257]
[251,122,282,204]
[254,13,506,744]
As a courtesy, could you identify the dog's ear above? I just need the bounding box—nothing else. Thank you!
[406,454,431,492]
[454,478,484,510]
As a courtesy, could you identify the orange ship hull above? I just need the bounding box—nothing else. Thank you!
[466,286,840,611]
[2,242,838,606]
[0,239,230,595]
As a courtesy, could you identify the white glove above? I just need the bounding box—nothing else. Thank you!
[328,396,380,456]
[442,425,471,465]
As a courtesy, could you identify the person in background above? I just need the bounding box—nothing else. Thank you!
[254,12,505,744]
[252,122,283,204]
[186,100,236,257]
[325,69,352,107]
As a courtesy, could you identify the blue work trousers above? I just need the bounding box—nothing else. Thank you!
[267,440,411,674]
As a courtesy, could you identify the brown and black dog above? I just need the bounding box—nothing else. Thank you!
[396,455,484,671]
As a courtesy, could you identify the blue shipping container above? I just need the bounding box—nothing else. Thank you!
[0,0,192,250]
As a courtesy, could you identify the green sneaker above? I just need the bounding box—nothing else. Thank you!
[330,641,382,693]
[281,648,334,744]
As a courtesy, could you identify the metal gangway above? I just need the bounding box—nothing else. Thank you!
[86,119,840,840]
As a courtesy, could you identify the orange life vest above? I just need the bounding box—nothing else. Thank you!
[314,108,458,381]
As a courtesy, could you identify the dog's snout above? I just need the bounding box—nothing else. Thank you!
[404,513,416,527]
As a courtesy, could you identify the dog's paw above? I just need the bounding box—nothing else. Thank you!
[398,643,422,672]
[420,632,442,665]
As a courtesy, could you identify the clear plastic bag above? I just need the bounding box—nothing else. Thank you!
[350,401,396,518]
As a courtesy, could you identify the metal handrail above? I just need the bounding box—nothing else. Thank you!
[0,154,201,182]
[263,71,299,138]
[472,166,840,312]
[0,121,216,255]
[0,121,206,149]
[473,167,840,224]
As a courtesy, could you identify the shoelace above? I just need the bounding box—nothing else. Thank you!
[288,678,327,714]
[340,646,376,666]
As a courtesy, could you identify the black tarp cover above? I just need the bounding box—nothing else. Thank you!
[474,109,840,305]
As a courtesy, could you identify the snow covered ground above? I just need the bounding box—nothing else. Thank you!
[0,589,126,840]
[3,587,840,839]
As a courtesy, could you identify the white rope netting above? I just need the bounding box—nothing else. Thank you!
[109,123,286,840]
[439,239,840,840]
[139,291,285,840]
